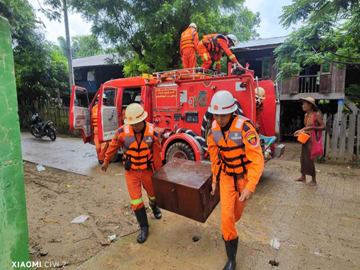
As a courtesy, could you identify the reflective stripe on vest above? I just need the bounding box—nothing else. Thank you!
[92,104,98,126]
[123,123,154,171]
[211,116,252,175]
[181,27,195,50]
[201,34,227,52]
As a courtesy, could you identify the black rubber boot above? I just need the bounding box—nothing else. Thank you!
[223,237,238,270]
[149,201,162,219]
[134,207,149,244]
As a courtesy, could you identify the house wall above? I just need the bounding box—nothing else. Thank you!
[281,63,346,100]
[234,48,277,81]
[232,44,356,142]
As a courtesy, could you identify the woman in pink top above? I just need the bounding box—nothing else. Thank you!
[294,97,326,186]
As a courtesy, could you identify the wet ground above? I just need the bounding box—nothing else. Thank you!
[21,133,105,177]
[21,133,360,270]
[23,162,139,268]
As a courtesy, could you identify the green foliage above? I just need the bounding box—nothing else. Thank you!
[57,36,67,57]
[70,0,260,77]
[275,0,360,80]
[1,0,70,127]
[280,0,359,28]
[72,35,104,58]
[41,0,62,21]
[276,63,302,82]
[0,0,40,46]
[345,84,360,105]
[58,34,105,59]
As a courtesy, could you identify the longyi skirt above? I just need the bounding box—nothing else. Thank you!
[300,139,315,177]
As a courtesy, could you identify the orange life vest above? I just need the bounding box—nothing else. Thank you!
[201,34,228,52]
[92,104,98,126]
[181,27,196,50]
[211,116,252,176]
[123,123,154,171]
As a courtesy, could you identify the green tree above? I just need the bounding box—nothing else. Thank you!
[57,36,67,57]
[275,0,360,79]
[1,0,70,126]
[58,35,105,59]
[72,35,105,58]
[70,0,260,76]
[0,0,39,48]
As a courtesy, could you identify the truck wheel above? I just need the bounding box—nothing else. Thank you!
[166,142,195,162]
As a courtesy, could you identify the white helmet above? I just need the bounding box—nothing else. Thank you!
[97,93,107,100]
[255,87,266,100]
[227,34,238,47]
[124,103,148,125]
[189,23,197,29]
[208,91,238,115]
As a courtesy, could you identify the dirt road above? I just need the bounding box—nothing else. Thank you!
[22,133,141,268]
[21,133,360,269]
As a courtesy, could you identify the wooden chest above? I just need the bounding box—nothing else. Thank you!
[151,159,220,223]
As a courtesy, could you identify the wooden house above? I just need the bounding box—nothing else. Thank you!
[232,37,360,162]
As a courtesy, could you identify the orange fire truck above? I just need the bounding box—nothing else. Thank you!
[69,63,281,162]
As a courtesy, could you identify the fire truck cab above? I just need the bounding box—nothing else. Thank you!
[69,64,280,162]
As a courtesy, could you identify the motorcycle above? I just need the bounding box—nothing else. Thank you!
[30,113,57,141]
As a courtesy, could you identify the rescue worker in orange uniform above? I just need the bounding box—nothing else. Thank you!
[207,91,264,270]
[255,87,266,131]
[101,103,162,244]
[197,34,244,72]
[92,95,109,164]
[180,22,199,69]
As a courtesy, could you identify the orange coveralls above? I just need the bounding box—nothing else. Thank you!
[92,104,109,161]
[208,116,264,241]
[103,125,162,210]
[197,34,240,72]
[256,101,264,130]
[180,27,199,69]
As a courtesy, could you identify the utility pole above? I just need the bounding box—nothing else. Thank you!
[63,0,74,90]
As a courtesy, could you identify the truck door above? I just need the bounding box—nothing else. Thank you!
[69,85,92,143]
[257,80,276,137]
[97,85,119,142]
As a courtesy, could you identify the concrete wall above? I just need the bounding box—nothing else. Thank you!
[0,16,30,268]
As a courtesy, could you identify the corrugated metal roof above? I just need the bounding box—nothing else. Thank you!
[233,36,287,50]
[72,54,121,68]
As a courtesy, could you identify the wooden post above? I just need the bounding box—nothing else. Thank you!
[331,113,338,157]
[348,112,356,156]
[325,114,332,157]
[331,101,344,157]
[338,112,347,156]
